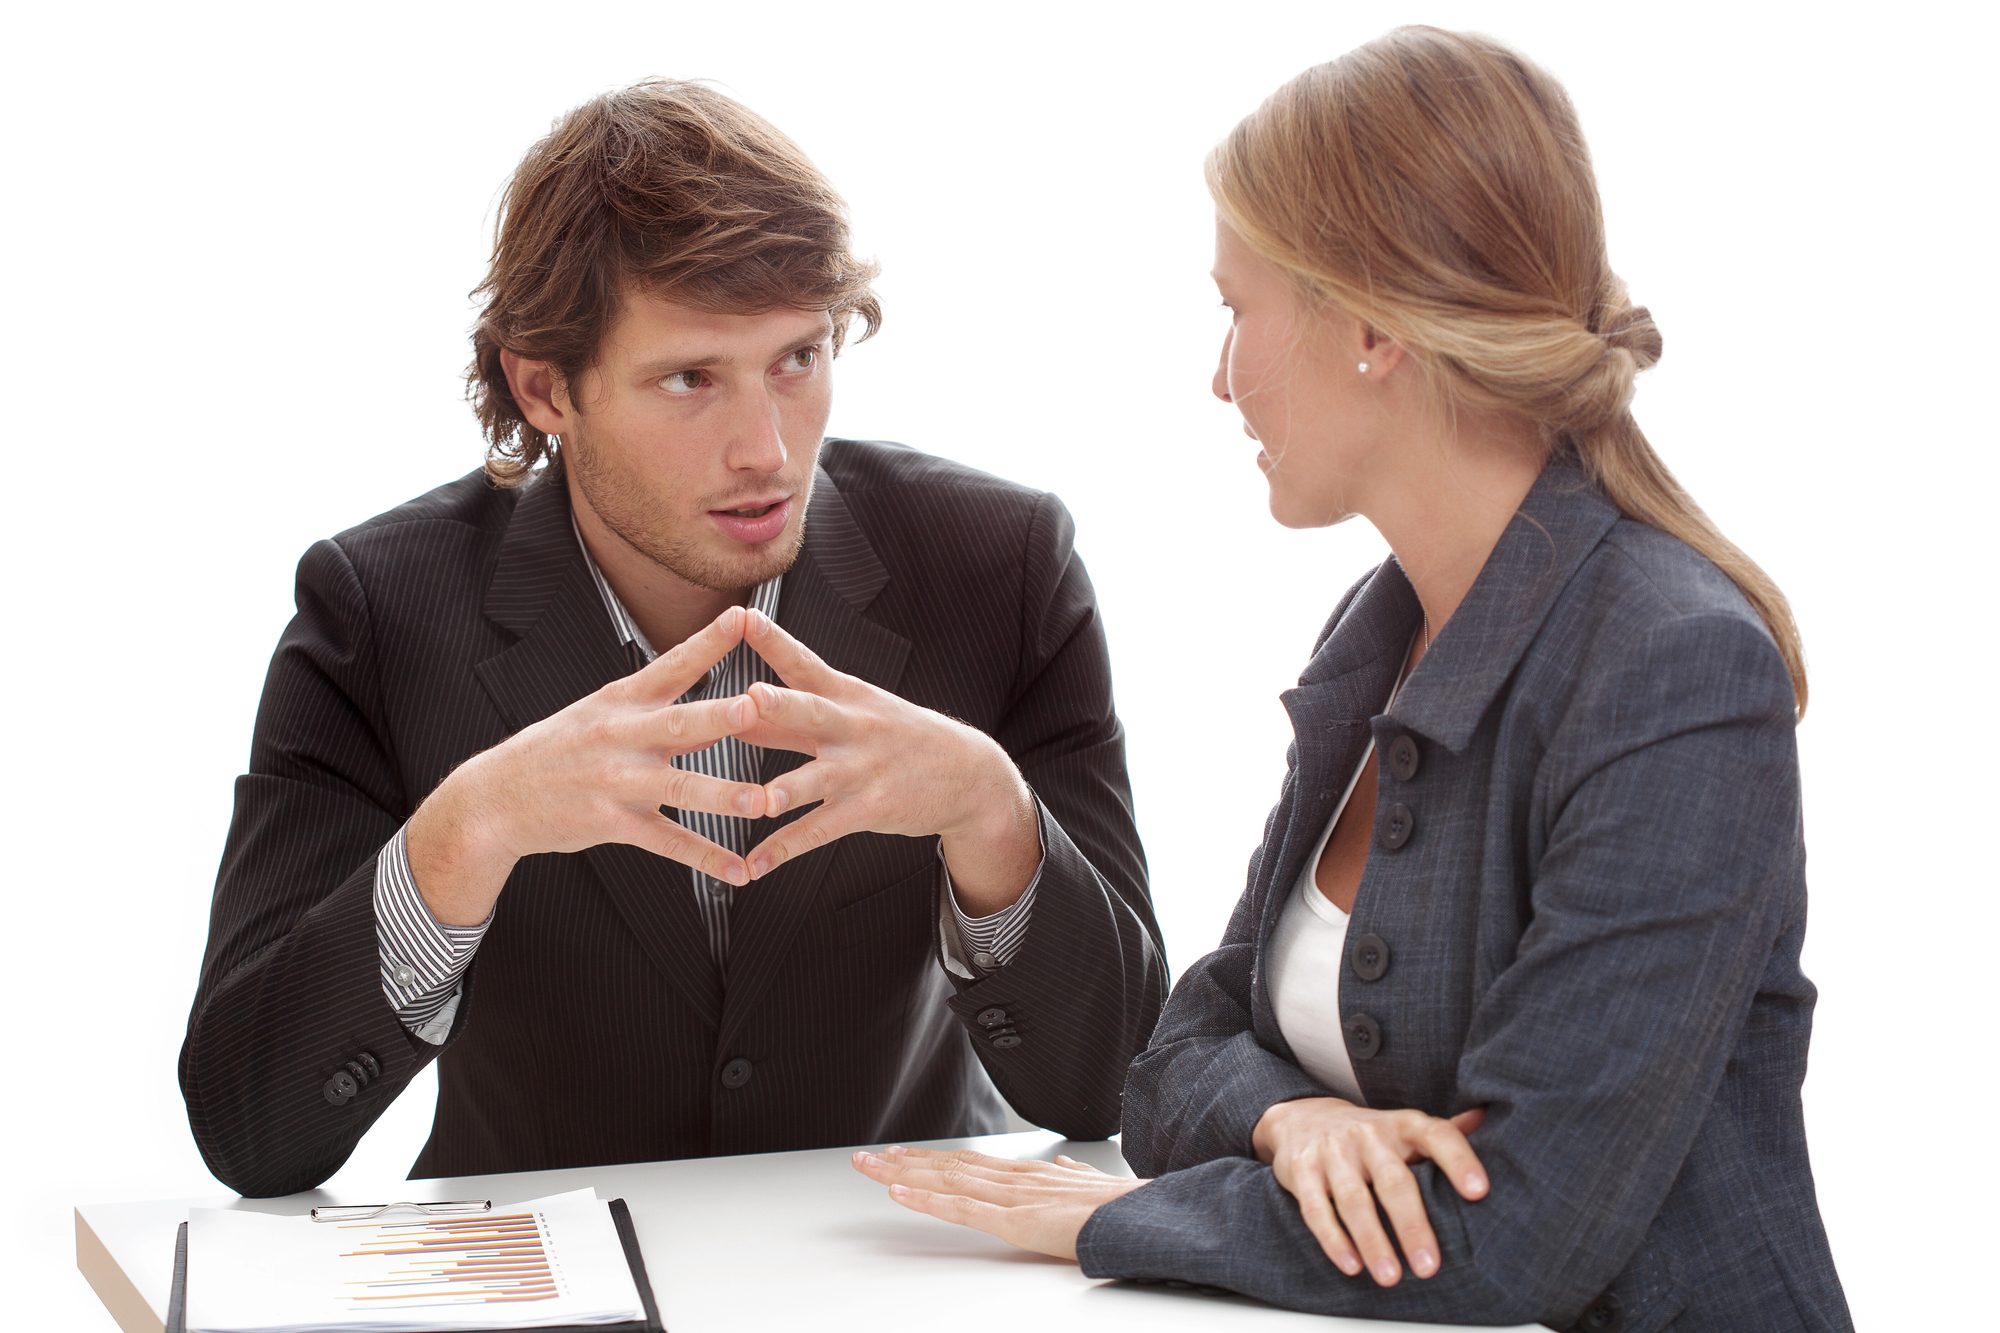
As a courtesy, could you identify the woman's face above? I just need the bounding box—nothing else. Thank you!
[1211,217,1392,528]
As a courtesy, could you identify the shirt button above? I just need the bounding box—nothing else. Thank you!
[1378,803,1415,850]
[976,1007,1010,1029]
[390,962,417,988]
[322,1071,358,1105]
[1350,933,1390,981]
[972,951,997,970]
[1387,735,1421,782]
[720,1058,754,1089]
[1344,1012,1382,1060]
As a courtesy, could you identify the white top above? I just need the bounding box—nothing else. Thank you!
[1267,644,1413,1104]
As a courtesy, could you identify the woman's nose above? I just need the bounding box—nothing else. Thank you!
[1213,330,1233,403]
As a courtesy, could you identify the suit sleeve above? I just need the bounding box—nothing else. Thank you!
[1080,612,1802,1329]
[179,538,454,1197]
[936,493,1169,1140]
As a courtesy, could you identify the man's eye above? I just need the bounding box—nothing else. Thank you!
[660,370,705,395]
[784,347,819,372]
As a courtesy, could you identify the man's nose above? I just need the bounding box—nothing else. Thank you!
[726,388,789,473]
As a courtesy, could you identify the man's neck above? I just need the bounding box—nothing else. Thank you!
[566,477,745,654]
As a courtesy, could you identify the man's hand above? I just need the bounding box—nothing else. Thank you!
[736,610,1040,915]
[851,1145,1146,1259]
[405,606,767,926]
[1252,1096,1488,1286]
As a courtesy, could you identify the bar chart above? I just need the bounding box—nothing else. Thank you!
[335,1209,563,1308]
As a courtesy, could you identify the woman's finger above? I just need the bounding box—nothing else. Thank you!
[1363,1141,1441,1279]
[1327,1154,1403,1287]
[1417,1114,1490,1200]
[1284,1162,1362,1277]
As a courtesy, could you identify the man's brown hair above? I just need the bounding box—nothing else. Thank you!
[468,79,882,485]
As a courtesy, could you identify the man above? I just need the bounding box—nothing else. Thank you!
[180,80,1166,1197]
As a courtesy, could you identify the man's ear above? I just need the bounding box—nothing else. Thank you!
[499,349,572,436]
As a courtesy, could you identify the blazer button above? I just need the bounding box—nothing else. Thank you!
[720,1058,754,1089]
[1572,1291,1623,1333]
[1344,1012,1381,1060]
[1378,803,1415,850]
[343,1060,372,1089]
[1387,735,1421,782]
[1350,933,1390,981]
[976,1007,1010,1028]
[322,1071,358,1105]
[991,1033,1023,1049]
[354,1051,381,1081]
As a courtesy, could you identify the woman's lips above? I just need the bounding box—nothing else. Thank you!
[708,496,792,545]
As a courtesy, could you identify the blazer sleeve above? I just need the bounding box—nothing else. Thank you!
[179,537,448,1197]
[1079,611,1803,1329]
[937,493,1169,1140]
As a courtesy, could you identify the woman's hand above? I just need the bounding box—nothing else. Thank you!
[851,1146,1147,1260]
[1252,1097,1488,1286]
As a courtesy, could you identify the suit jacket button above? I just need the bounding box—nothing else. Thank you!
[991,1033,1022,1049]
[1344,1012,1381,1060]
[343,1060,371,1088]
[976,1007,1010,1028]
[1350,934,1390,981]
[322,1071,358,1105]
[720,1058,754,1089]
[1573,1291,1623,1332]
[1388,735,1421,782]
[354,1051,381,1081]
[1378,803,1415,850]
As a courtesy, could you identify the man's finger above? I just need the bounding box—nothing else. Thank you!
[745,805,865,878]
[626,606,747,704]
[746,681,845,740]
[762,759,835,819]
[634,694,757,758]
[630,814,748,886]
[743,608,842,692]
[656,765,767,821]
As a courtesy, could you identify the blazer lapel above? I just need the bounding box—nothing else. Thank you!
[471,475,724,1030]
[721,467,911,1048]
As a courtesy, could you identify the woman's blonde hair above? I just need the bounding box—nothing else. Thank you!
[1209,26,1807,713]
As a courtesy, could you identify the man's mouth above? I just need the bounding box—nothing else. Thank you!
[721,503,778,518]
[707,496,794,544]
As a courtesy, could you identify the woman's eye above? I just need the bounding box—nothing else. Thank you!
[659,370,705,396]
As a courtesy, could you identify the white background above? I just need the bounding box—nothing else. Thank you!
[4,1,1993,1327]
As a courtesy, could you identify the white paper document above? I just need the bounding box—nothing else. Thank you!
[185,1188,646,1333]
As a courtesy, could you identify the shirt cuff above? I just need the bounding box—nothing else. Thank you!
[375,824,491,1045]
[937,844,1041,976]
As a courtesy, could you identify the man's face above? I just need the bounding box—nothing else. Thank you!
[559,290,835,592]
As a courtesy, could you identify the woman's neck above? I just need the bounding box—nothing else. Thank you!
[1366,414,1547,668]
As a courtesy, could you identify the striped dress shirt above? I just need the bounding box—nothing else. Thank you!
[376,518,1037,1043]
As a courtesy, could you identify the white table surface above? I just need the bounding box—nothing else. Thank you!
[75,1129,1534,1332]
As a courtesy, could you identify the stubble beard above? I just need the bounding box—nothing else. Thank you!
[563,432,813,594]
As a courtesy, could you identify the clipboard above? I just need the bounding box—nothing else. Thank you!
[165,1197,664,1333]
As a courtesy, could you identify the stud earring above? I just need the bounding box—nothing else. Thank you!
[1357,362,1370,374]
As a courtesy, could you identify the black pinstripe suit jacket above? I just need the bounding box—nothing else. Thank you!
[180,438,1167,1198]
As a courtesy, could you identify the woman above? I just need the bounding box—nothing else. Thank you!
[851,26,1851,1333]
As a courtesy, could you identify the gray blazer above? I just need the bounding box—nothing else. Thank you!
[1078,464,1851,1333]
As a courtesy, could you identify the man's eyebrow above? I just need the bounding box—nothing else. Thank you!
[635,352,727,376]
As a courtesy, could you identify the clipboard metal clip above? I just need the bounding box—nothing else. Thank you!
[309,1199,493,1222]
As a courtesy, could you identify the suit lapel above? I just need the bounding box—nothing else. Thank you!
[472,475,724,1030]
[1251,562,1421,1025]
[721,467,911,1048]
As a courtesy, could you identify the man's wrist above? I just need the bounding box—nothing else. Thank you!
[936,734,1039,916]
[407,759,519,927]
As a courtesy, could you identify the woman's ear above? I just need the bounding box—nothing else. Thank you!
[499,349,572,436]
[1358,325,1409,379]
